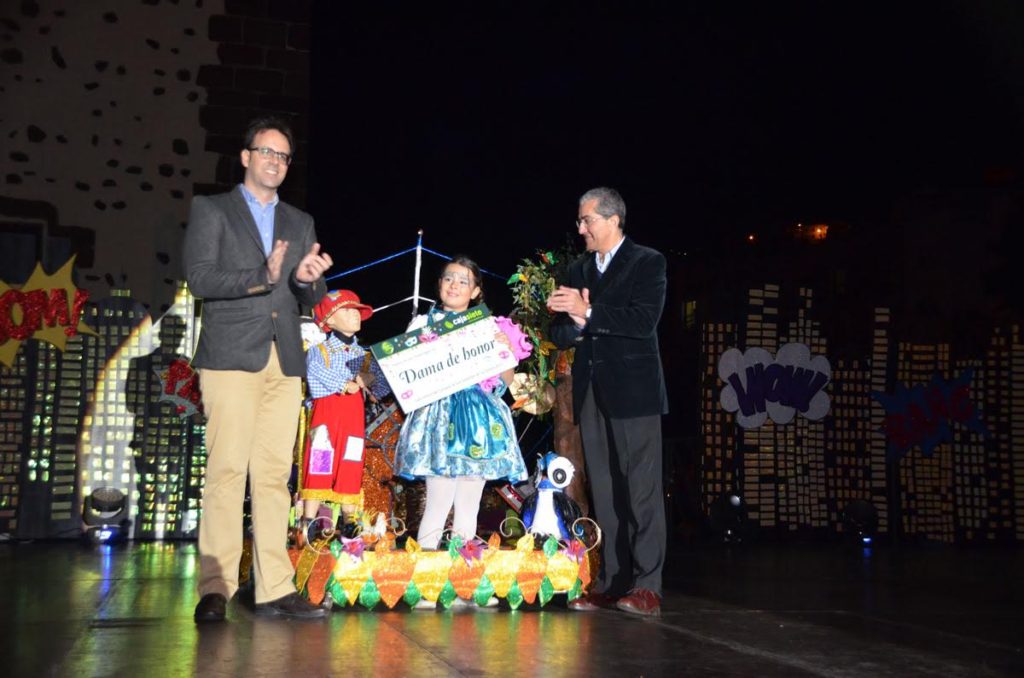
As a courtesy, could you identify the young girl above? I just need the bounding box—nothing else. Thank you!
[394,256,529,551]
[300,289,390,538]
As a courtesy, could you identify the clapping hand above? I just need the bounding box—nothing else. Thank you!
[546,285,590,327]
[296,243,333,283]
[266,240,289,284]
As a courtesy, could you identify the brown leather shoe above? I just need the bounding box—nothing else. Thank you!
[255,592,328,619]
[567,590,618,611]
[194,593,227,623]
[615,588,661,617]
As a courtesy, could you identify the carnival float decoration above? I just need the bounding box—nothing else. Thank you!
[289,520,600,610]
[277,236,601,608]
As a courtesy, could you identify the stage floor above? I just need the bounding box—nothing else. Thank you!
[1,540,1021,677]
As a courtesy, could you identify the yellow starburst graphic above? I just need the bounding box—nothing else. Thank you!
[0,256,98,368]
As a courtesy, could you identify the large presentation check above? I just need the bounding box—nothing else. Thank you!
[369,305,516,413]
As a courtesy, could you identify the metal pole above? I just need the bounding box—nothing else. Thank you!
[412,229,424,321]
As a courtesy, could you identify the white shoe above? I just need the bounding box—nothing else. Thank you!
[413,598,436,610]
[450,596,498,609]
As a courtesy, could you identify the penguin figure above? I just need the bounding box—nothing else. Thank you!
[521,452,583,542]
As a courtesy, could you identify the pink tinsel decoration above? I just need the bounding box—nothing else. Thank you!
[457,537,487,565]
[494,316,532,361]
[478,316,533,393]
[478,375,502,393]
[563,539,587,563]
[342,536,365,561]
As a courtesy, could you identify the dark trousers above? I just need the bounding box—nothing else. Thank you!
[579,384,665,596]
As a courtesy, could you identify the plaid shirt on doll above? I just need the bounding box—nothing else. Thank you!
[306,333,390,400]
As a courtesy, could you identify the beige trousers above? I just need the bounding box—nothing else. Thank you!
[197,346,301,604]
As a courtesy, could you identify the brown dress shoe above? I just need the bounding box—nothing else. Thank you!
[255,592,328,619]
[194,593,227,623]
[616,588,661,617]
[567,591,618,611]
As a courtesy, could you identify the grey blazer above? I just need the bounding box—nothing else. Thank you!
[183,188,326,377]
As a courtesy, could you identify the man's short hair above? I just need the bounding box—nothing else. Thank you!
[243,115,295,154]
[579,186,626,228]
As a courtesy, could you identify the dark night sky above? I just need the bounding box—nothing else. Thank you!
[308,1,1024,336]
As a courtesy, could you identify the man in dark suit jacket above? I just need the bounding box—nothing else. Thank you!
[547,186,668,617]
[184,116,333,622]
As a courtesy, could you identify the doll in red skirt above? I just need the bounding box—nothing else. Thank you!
[299,290,390,538]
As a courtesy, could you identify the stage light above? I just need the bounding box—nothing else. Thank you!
[841,499,878,542]
[82,487,131,545]
[709,491,746,543]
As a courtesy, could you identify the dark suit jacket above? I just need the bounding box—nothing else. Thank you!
[550,237,669,421]
[183,188,326,377]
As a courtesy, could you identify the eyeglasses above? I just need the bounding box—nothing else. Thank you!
[576,214,604,228]
[441,273,472,288]
[248,146,292,165]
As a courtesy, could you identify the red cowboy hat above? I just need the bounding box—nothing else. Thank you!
[313,290,373,330]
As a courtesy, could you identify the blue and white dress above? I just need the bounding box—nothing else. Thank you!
[393,311,528,482]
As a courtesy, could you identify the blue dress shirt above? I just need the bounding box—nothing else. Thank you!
[238,184,279,256]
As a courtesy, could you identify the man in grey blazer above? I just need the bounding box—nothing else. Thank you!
[547,187,668,617]
[184,116,333,622]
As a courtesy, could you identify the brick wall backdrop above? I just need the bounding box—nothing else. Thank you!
[195,0,312,208]
[1,0,314,308]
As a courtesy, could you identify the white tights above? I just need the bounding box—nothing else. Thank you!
[417,476,486,550]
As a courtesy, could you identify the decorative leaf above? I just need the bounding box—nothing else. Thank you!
[437,580,458,609]
[506,580,524,610]
[473,574,496,607]
[328,576,348,607]
[447,534,464,558]
[358,578,381,609]
[539,576,555,606]
[403,581,422,607]
[567,578,582,601]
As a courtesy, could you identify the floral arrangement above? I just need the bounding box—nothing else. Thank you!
[507,245,578,415]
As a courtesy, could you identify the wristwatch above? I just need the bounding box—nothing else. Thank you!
[584,306,593,320]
